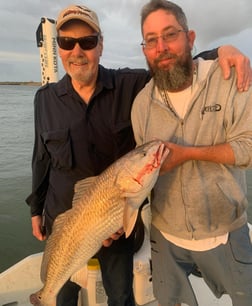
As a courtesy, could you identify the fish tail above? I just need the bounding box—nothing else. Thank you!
[30,292,42,306]
[29,290,56,306]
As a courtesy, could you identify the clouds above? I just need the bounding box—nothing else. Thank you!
[177,0,252,51]
[0,0,251,81]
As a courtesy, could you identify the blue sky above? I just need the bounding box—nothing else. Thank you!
[0,0,251,81]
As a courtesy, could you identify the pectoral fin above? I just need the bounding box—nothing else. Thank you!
[123,203,139,238]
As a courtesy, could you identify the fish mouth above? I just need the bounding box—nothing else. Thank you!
[153,142,169,168]
[157,142,170,166]
[132,142,169,186]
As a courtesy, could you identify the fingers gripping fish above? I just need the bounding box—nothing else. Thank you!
[30,140,169,306]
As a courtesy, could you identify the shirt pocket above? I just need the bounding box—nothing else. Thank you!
[41,128,72,170]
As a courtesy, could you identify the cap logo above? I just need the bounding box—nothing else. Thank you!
[63,8,92,19]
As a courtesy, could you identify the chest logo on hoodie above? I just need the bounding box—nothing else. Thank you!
[202,104,221,115]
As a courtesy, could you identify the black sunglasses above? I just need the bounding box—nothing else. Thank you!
[56,34,99,51]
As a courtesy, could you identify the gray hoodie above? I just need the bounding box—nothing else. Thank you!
[131,59,252,240]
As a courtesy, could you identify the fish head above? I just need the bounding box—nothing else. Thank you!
[116,140,169,197]
[115,140,169,236]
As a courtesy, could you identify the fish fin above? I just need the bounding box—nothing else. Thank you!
[72,176,98,206]
[123,189,151,210]
[123,203,139,238]
[40,252,48,283]
[70,264,88,288]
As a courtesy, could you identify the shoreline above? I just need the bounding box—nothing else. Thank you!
[0,81,41,86]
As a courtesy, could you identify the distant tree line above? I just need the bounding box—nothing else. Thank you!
[0,81,41,86]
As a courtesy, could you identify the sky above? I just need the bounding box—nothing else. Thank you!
[0,0,251,82]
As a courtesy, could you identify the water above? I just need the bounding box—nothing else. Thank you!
[0,85,252,273]
[0,85,45,273]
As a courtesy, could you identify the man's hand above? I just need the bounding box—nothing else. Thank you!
[31,215,47,241]
[218,45,252,92]
[160,142,235,175]
[102,228,124,247]
[160,142,188,174]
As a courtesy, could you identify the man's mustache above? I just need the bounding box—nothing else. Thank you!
[154,52,177,64]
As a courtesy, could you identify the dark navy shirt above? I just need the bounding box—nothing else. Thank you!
[26,65,150,228]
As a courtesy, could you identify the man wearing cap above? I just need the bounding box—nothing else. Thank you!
[26,4,252,306]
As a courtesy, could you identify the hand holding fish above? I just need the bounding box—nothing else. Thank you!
[160,141,235,175]
[160,142,188,174]
[102,227,124,247]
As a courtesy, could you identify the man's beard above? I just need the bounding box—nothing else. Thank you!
[148,48,193,91]
[67,56,94,84]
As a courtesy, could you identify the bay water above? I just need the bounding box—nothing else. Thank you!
[0,85,252,273]
[0,85,45,273]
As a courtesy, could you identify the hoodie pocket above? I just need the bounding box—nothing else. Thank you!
[41,128,72,170]
[216,177,248,219]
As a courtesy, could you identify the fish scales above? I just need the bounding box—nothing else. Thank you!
[30,140,169,306]
[42,167,125,291]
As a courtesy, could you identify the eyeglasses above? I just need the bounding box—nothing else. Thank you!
[141,28,187,49]
[56,34,99,50]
